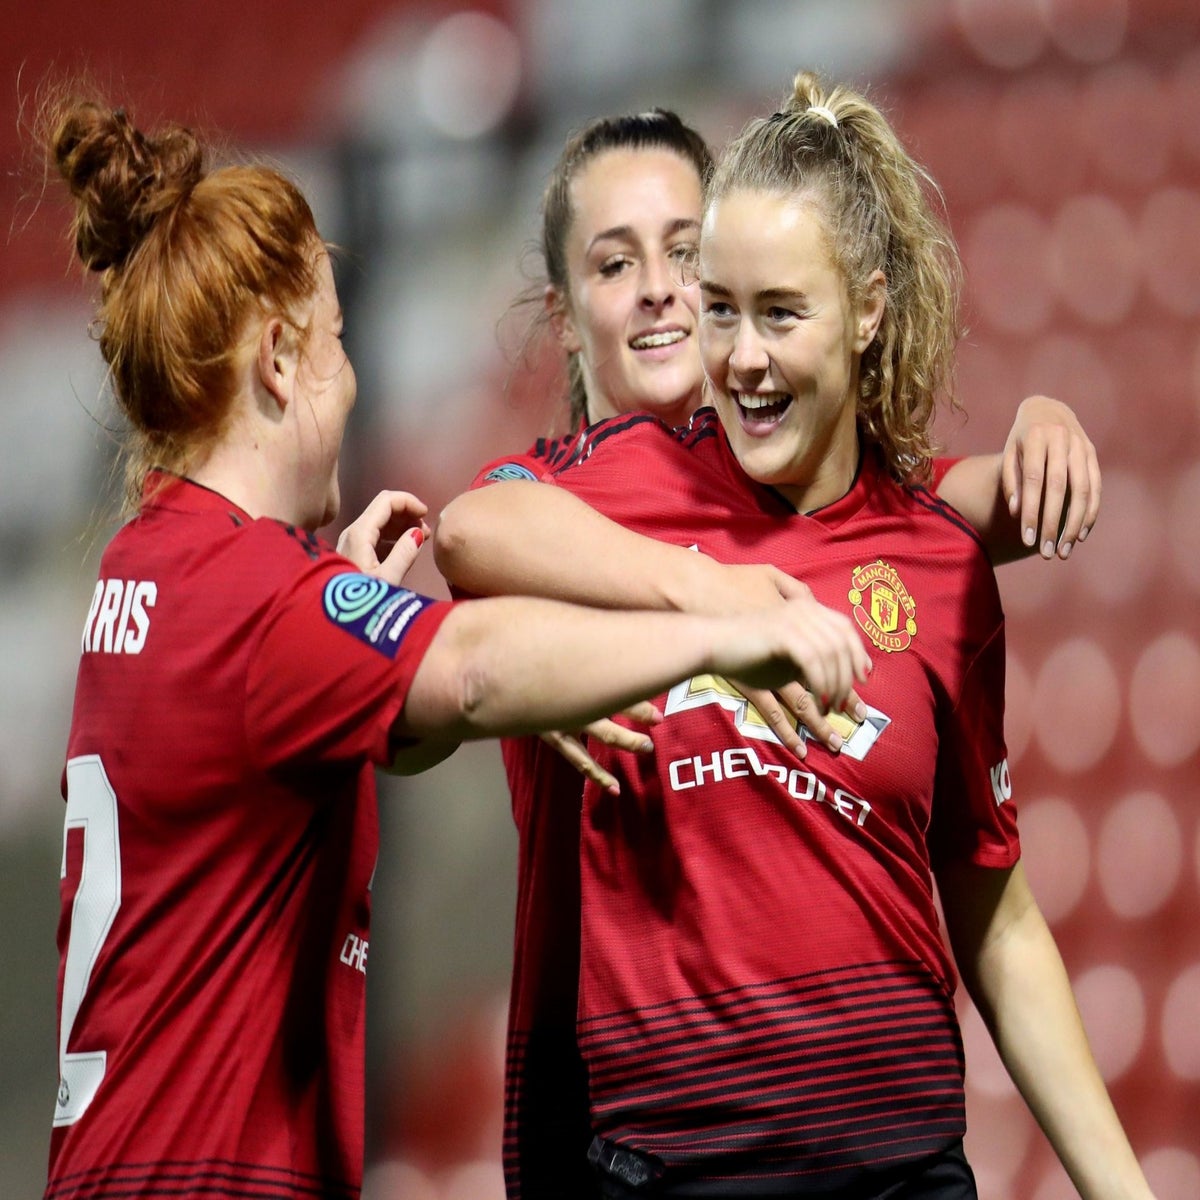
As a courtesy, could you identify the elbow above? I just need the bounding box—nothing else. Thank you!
[432,500,471,587]
[417,608,503,739]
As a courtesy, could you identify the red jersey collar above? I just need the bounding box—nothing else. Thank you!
[707,414,882,528]
[142,469,254,524]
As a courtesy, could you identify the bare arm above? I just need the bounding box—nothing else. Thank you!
[937,395,1101,565]
[396,590,871,742]
[435,480,740,610]
[436,480,864,756]
[938,861,1153,1199]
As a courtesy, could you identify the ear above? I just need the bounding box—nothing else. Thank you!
[545,284,581,354]
[256,316,298,412]
[853,270,886,353]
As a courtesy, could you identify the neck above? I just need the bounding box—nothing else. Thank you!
[189,436,305,527]
[774,420,862,514]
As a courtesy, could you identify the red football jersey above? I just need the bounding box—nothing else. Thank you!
[466,433,611,1200]
[47,474,450,1200]
[479,413,1017,1194]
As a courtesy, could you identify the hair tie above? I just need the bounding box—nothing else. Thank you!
[807,105,839,129]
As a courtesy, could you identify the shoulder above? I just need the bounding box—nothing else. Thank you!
[867,472,1003,646]
[551,407,724,476]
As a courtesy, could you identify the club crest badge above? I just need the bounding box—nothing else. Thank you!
[848,559,917,653]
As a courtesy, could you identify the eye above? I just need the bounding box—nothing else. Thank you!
[668,243,699,287]
[700,299,735,320]
[765,306,799,324]
[598,255,634,278]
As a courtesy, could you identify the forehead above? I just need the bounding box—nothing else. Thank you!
[701,189,837,280]
[310,247,339,309]
[568,147,703,238]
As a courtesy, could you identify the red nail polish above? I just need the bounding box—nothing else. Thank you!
[411,528,424,548]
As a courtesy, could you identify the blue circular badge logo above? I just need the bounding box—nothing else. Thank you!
[323,573,390,623]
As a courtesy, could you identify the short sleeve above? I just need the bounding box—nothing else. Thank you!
[928,620,1020,870]
[468,451,552,491]
[245,558,453,770]
[928,456,962,493]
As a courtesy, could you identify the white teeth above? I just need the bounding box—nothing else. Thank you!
[631,330,686,349]
[737,392,790,409]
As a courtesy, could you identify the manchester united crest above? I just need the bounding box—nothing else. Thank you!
[848,559,917,653]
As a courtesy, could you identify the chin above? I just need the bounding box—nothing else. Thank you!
[641,390,703,424]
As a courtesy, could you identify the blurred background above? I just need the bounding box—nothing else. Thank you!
[2,0,1199,1196]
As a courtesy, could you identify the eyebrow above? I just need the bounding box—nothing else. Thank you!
[700,281,811,306]
[587,217,700,253]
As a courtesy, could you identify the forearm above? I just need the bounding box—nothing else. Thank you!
[399,597,725,739]
[399,585,870,742]
[936,454,1027,564]
[950,869,1151,1198]
[435,481,714,610]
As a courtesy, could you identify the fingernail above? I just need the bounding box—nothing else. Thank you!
[410,528,425,547]
[854,701,867,720]
[829,733,843,752]
[607,782,620,796]
[1023,526,1036,547]
[1079,526,1090,542]
[1060,541,1072,559]
[639,739,654,753]
[1008,495,1018,516]
[1042,540,1054,559]
[820,694,829,708]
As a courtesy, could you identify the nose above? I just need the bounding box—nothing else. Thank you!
[639,253,676,311]
[728,318,768,379]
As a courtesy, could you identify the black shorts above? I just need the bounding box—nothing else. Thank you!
[589,1137,978,1200]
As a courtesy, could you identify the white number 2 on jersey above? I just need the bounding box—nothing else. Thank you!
[54,755,121,1126]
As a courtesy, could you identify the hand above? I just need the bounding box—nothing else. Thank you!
[701,562,812,614]
[721,591,872,709]
[1002,396,1101,560]
[540,701,661,795]
[337,490,431,586]
[729,679,867,759]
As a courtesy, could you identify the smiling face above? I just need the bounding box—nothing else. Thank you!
[551,147,705,427]
[290,248,356,529]
[699,188,884,512]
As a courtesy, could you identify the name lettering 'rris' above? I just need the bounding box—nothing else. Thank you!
[668,745,872,827]
[82,579,158,655]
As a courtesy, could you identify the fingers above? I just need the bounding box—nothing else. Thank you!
[730,681,808,759]
[1002,442,1022,519]
[371,490,430,542]
[1004,396,1101,561]
[1017,426,1049,555]
[769,568,813,604]
[339,490,429,559]
[539,731,622,795]
[582,717,654,755]
[338,490,431,581]
[779,602,870,714]
[1080,441,1102,542]
[616,700,663,728]
[374,524,430,587]
[1035,430,1070,560]
[1056,438,1102,558]
[769,680,863,755]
